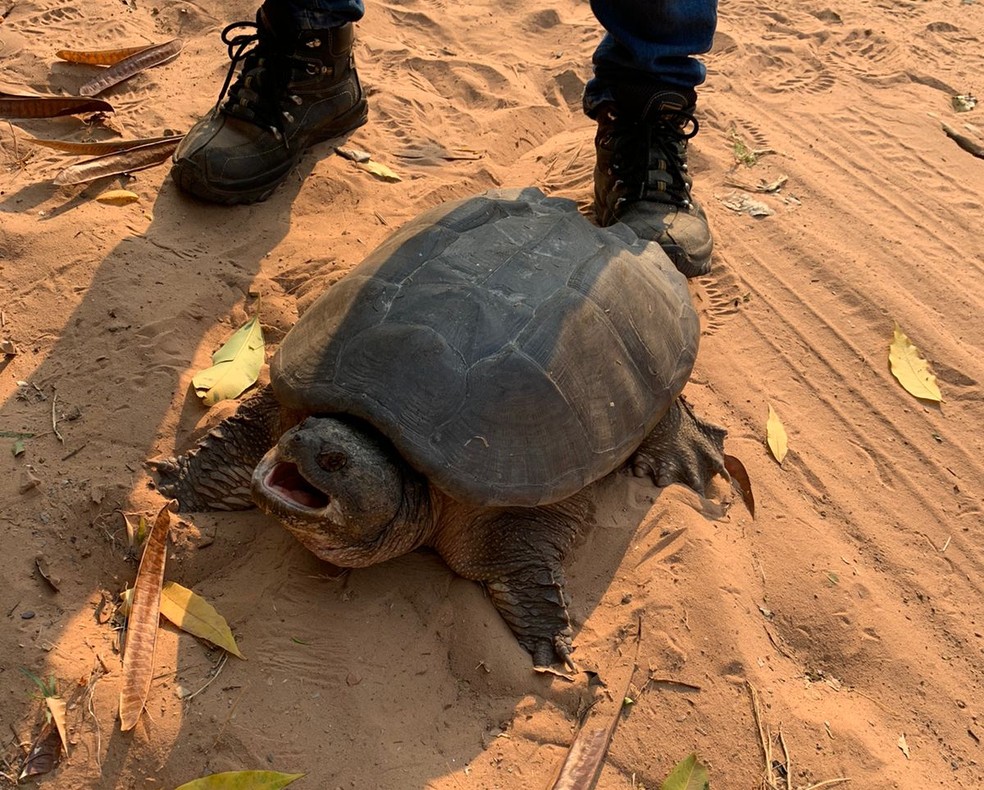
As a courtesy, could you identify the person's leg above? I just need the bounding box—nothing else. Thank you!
[586,0,718,277]
[171,0,368,204]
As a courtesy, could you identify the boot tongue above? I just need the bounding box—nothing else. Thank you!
[613,85,696,122]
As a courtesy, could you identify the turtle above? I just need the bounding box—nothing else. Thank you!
[153,187,728,669]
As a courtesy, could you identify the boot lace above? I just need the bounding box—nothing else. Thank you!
[213,21,294,141]
[603,106,699,214]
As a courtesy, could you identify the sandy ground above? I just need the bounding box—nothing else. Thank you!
[1,0,983,787]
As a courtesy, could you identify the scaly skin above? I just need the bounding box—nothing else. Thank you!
[151,396,727,671]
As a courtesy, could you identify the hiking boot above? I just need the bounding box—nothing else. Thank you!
[593,90,712,277]
[172,10,367,204]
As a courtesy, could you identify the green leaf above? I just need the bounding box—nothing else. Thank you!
[660,753,710,790]
[192,315,265,406]
[160,582,245,659]
[174,770,304,790]
[888,323,942,402]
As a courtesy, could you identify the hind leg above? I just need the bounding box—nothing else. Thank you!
[632,397,726,493]
[151,386,286,511]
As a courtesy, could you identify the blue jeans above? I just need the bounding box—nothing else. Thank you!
[277,0,717,116]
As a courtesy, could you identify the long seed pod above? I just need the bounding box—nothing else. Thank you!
[0,93,113,119]
[56,44,153,66]
[53,137,182,185]
[28,134,178,155]
[119,503,172,732]
[79,38,183,97]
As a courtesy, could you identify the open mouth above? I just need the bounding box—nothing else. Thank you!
[264,461,331,510]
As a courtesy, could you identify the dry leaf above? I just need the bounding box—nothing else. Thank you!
[723,454,755,517]
[192,315,265,406]
[898,733,910,759]
[53,137,182,185]
[0,92,113,119]
[161,582,245,659]
[119,502,171,731]
[888,324,943,402]
[44,696,69,755]
[18,719,62,780]
[766,404,788,464]
[718,191,774,217]
[334,146,371,163]
[173,771,305,790]
[356,159,401,182]
[35,555,61,592]
[79,38,183,97]
[549,625,640,789]
[27,134,177,155]
[96,189,139,206]
[123,512,149,549]
[56,44,153,66]
[1,337,17,356]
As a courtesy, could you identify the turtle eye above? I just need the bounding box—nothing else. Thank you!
[318,451,348,472]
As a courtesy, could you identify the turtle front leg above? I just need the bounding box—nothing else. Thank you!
[436,502,583,671]
[151,386,286,511]
[632,396,727,493]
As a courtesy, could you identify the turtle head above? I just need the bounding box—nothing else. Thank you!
[251,416,430,566]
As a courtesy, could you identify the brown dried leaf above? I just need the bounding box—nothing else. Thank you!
[18,719,62,780]
[27,134,177,155]
[723,454,755,517]
[35,555,61,592]
[53,137,181,185]
[0,93,113,119]
[56,44,153,66]
[549,625,641,789]
[119,502,171,731]
[79,38,183,97]
[44,696,69,755]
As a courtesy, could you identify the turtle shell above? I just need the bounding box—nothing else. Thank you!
[271,187,699,507]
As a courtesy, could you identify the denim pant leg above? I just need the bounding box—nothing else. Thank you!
[279,0,365,28]
[584,0,718,116]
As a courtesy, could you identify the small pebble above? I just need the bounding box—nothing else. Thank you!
[21,611,35,619]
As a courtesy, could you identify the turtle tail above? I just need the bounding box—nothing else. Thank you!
[150,385,285,511]
[631,396,727,494]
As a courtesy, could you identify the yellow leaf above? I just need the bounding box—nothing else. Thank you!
[193,315,265,406]
[174,771,304,790]
[96,189,139,205]
[766,404,788,464]
[888,324,942,402]
[161,582,245,659]
[44,696,69,756]
[355,159,401,182]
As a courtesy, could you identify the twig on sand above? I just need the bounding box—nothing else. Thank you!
[183,653,228,701]
[778,725,792,790]
[51,394,63,443]
[746,681,777,789]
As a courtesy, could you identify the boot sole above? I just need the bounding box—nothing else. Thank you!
[172,101,369,206]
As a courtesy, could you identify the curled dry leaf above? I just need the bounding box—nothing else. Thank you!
[96,189,139,206]
[173,770,305,790]
[44,696,69,755]
[27,134,177,155]
[79,38,183,97]
[192,315,265,406]
[119,502,171,731]
[160,582,245,659]
[723,454,755,517]
[766,404,788,464]
[53,137,182,185]
[0,92,113,119]
[56,44,153,66]
[18,719,62,780]
[888,323,942,402]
